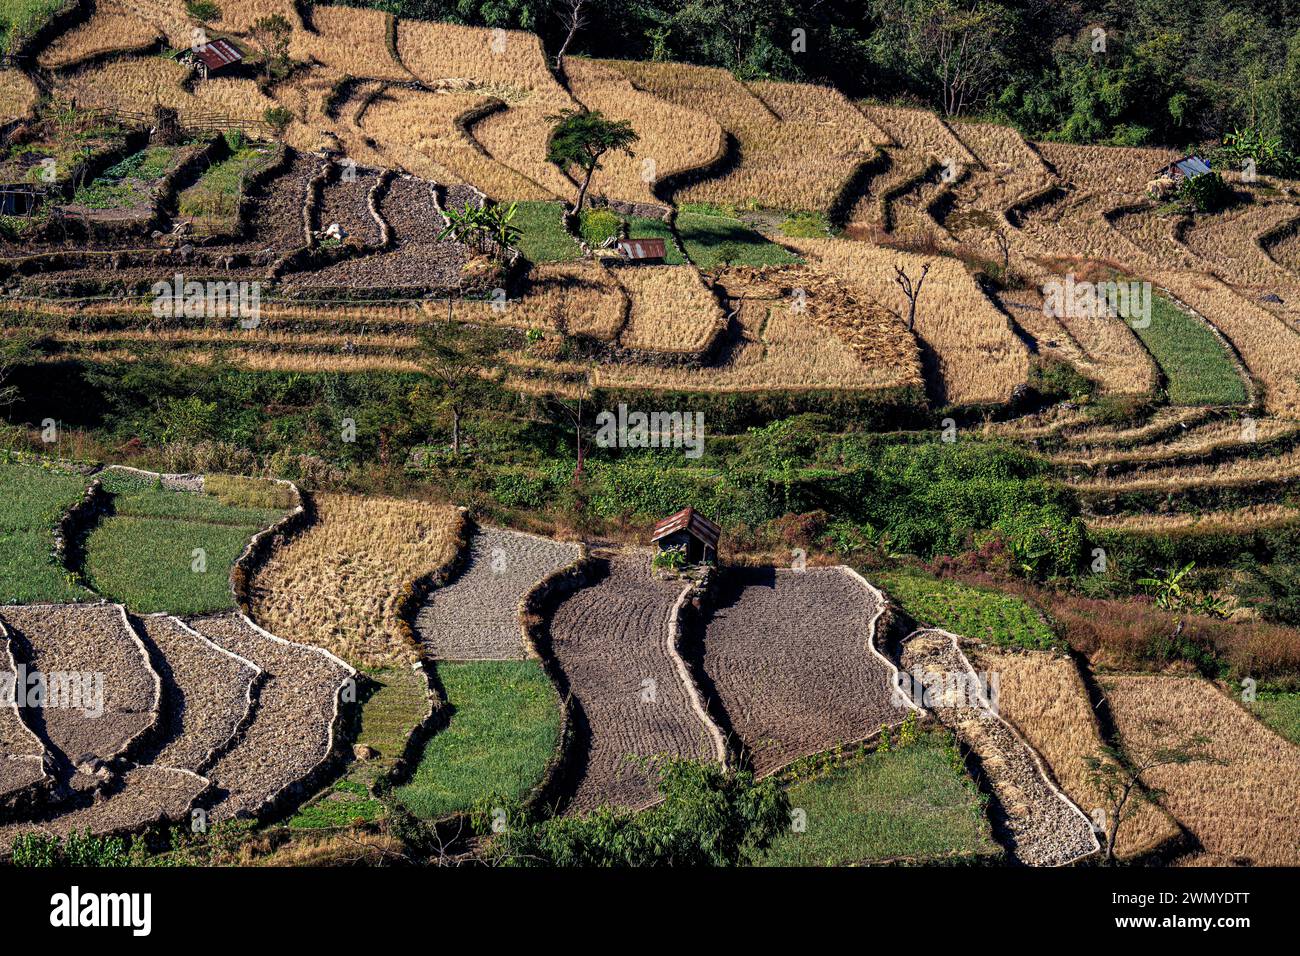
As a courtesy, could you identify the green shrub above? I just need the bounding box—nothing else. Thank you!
[579,207,621,247]
[780,211,830,237]
[263,106,293,136]
[11,830,130,867]
[184,0,221,21]
[1180,171,1232,213]
[493,758,788,867]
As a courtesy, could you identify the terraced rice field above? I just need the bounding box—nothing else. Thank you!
[785,237,1029,406]
[0,626,48,808]
[396,659,559,818]
[1130,294,1248,406]
[398,21,576,199]
[0,765,207,846]
[593,264,923,396]
[612,265,725,356]
[606,60,879,212]
[135,615,258,774]
[564,57,722,206]
[1103,675,1300,866]
[0,459,93,605]
[966,646,1181,859]
[250,492,463,669]
[758,731,998,865]
[1152,271,1300,418]
[693,567,896,775]
[417,527,578,660]
[288,6,411,83]
[291,175,469,291]
[546,551,717,812]
[190,613,353,822]
[0,67,37,122]
[900,630,1099,866]
[0,604,157,772]
[84,468,291,616]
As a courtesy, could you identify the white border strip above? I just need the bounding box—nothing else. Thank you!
[664,579,728,768]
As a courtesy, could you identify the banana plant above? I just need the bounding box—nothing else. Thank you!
[1137,561,1196,611]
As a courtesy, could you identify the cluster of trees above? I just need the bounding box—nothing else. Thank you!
[339,0,1300,155]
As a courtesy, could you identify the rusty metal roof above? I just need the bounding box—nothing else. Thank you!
[195,38,243,71]
[617,237,667,260]
[651,507,721,549]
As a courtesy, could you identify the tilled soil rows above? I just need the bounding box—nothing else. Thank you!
[417,527,579,660]
[136,615,259,774]
[189,614,352,821]
[292,175,466,289]
[0,629,48,805]
[0,604,158,772]
[900,629,1098,866]
[215,153,318,256]
[693,566,897,775]
[547,551,715,812]
[317,171,382,247]
[0,765,206,847]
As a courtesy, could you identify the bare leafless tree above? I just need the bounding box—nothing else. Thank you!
[1085,722,1219,862]
[554,0,589,70]
[893,262,931,332]
[989,224,1010,273]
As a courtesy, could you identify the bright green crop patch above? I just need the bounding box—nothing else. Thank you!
[676,206,801,269]
[71,146,179,210]
[758,732,996,866]
[1250,691,1300,746]
[0,0,64,54]
[83,515,263,615]
[877,569,1059,650]
[82,469,289,615]
[1132,294,1247,406]
[513,201,582,263]
[396,660,559,820]
[0,459,92,604]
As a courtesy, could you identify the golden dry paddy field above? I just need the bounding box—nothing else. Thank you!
[604,59,880,213]
[250,492,464,669]
[784,237,1028,405]
[10,1,1300,426]
[564,57,723,206]
[1102,675,1300,867]
[968,646,1181,859]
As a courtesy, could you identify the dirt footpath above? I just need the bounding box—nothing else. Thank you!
[547,551,716,812]
[693,566,898,775]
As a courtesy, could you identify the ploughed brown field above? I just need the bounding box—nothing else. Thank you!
[691,566,896,775]
[417,527,579,661]
[0,604,157,775]
[546,551,715,812]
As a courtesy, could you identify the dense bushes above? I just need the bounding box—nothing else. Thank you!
[489,758,788,867]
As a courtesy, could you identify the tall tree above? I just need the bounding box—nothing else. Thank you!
[546,109,638,216]
[418,320,508,455]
